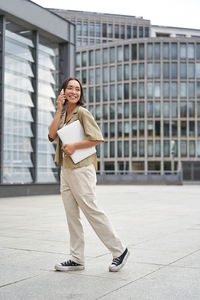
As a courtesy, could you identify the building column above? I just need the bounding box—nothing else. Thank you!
[59,42,75,85]
[31,30,39,183]
[0,15,5,184]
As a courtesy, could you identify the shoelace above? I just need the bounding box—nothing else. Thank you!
[61,260,78,266]
[111,257,121,266]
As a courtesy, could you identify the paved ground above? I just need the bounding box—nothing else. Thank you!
[0,185,200,300]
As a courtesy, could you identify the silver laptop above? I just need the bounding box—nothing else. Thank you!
[57,120,96,164]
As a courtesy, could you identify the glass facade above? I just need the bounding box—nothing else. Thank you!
[3,27,34,183]
[0,12,74,188]
[76,39,200,174]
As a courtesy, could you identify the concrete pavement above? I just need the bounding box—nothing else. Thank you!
[0,185,200,300]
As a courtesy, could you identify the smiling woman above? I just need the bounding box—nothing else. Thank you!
[48,77,129,272]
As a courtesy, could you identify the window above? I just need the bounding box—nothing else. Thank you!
[117,84,122,100]
[155,102,161,117]
[124,103,129,118]
[187,63,194,79]
[103,67,108,83]
[96,23,100,37]
[155,43,160,59]
[147,82,153,98]
[147,141,153,157]
[117,46,123,61]
[124,122,129,137]
[102,23,107,37]
[181,121,187,136]
[132,83,137,98]
[117,65,122,81]
[108,24,113,38]
[139,121,144,137]
[83,22,88,36]
[103,104,108,119]
[103,85,108,101]
[103,48,108,64]
[147,63,153,78]
[118,141,122,157]
[172,63,177,78]
[147,121,153,137]
[127,25,131,39]
[124,64,129,80]
[90,22,95,36]
[110,85,115,100]
[132,121,137,136]
[124,45,129,61]
[133,26,137,38]
[121,25,125,39]
[139,82,144,98]
[163,102,170,117]
[139,63,144,79]
[172,121,177,136]
[164,141,170,157]
[189,141,195,157]
[110,47,115,63]
[180,63,187,78]
[147,102,153,117]
[124,141,129,157]
[163,43,169,59]
[118,122,122,137]
[115,24,119,38]
[172,102,178,117]
[139,44,144,59]
[132,141,137,156]
[163,82,169,98]
[189,82,195,98]
[180,82,187,98]
[172,82,178,98]
[188,43,194,59]
[181,102,187,117]
[154,82,161,98]
[163,63,169,78]
[155,63,160,78]
[82,52,87,67]
[147,43,153,59]
[117,103,122,118]
[96,68,100,84]
[132,102,137,118]
[164,121,169,137]
[124,83,129,99]
[139,102,144,117]
[89,69,94,84]
[110,142,115,157]
[139,26,143,38]
[132,44,137,60]
[95,50,100,65]
[110,122,115,137]
[189,121,195,137]
[181,141,187,157]
[110,66,115,82]
[171,43,177,59]
[132,63,137,79]
[110,103,115,119]
[180,43,186,59]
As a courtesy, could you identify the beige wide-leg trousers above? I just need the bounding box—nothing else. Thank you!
[60,164,125,265]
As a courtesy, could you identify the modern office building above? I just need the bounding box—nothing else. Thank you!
[0,0,75,196]
[52,9,200,181]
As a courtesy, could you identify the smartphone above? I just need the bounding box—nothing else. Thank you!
[61,89,66,106]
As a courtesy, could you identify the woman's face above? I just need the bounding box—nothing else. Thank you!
[64,80,81,105]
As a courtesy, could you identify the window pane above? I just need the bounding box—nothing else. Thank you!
[163,82,169,98]
[147,43,153,59]
[163,43,169,59]
[171,62,177,78]
[180,43,186,59]
[132,83,137,98]
[117,65,122,81]
[132,63,137,79]
[147,63,153,78]
[171,43,177,59]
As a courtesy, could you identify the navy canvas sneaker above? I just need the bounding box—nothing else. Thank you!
[55,259,84,271]
[109,248,130,272]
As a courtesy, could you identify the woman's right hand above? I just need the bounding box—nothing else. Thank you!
[56,89,65,112]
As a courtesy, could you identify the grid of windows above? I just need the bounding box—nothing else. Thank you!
[76,40,200,174]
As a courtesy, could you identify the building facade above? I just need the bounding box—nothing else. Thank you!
[52,10,200,181]
[0,0,75,196]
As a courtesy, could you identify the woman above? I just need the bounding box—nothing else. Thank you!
[48,77,129,272]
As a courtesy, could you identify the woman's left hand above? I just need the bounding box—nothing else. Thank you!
[62,143,76,156]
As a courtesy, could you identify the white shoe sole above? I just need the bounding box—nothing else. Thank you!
[55,264,85,271]
[109,250,130,272]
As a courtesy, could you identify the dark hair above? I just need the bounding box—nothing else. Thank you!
[60,77,85,106]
